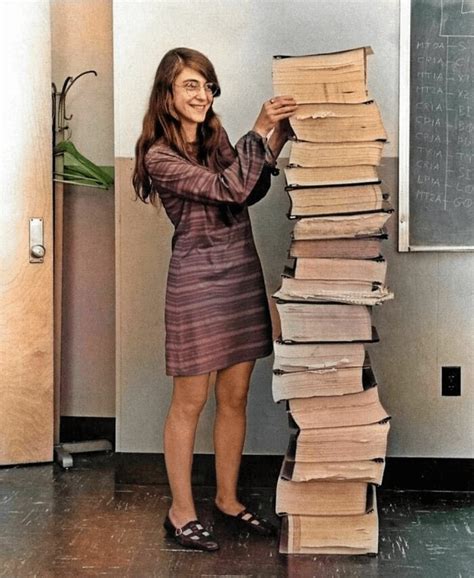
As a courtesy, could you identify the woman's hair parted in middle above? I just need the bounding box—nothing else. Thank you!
[133,47,226,206]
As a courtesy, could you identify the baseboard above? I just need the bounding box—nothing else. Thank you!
[59,418,472,491]
[59,416,115,447]
[114,453,473,491]
[382,457,473,491]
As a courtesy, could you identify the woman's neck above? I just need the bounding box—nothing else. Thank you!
[181,121,198,144]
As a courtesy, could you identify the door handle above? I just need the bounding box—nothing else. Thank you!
[29,218,46,263]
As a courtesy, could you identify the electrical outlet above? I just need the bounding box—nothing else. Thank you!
[441,366,461,396]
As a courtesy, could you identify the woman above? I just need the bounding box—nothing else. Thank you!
[133,47,296,552]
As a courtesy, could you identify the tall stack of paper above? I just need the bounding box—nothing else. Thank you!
[272,46,393,556]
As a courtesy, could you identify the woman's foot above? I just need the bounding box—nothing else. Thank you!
[163,512,219,552]
[214,497,247,516]
[214,499,278,537]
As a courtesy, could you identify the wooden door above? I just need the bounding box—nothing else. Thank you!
[0,2,54,464]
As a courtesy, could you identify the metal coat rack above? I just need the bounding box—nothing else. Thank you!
[52,70,97,147]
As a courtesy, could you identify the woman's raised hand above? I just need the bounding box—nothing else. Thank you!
[252,96,298,139]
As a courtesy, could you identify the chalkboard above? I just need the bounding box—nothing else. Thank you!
[399,0,474,250]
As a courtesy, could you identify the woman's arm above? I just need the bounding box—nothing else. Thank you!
[245,97,297,206]
[145,131,268,206]
[218,128,273,207]
[267,118,295,161]
[253,97,297,179]
[145,96,296,206]
[245,165,272,206]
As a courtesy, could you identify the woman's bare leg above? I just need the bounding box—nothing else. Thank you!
[164,373,210,528]
[213,360,255,514]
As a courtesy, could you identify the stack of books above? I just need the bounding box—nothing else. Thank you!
[271,47,393,555]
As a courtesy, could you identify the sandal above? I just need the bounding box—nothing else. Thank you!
[163,514,219,551]
[214,505,278,537]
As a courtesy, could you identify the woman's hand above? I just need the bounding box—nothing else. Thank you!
[252,96,297,139]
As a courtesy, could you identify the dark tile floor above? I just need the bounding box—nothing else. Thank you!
[0,452,472,578]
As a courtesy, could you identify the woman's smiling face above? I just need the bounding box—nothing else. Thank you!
[172,66,213,140]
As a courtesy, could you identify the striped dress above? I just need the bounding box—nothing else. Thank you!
[144,128,274,376]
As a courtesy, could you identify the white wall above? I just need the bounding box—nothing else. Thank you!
[51,0,114,165]
[110,0,473,457]
[114,0,399,157]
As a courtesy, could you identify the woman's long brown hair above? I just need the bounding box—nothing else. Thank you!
[133,47,225,207]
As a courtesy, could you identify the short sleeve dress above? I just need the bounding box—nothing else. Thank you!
[144,128,275,376]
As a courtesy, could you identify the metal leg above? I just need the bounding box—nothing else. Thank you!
[54,439,113,469]
[54,445,73,469]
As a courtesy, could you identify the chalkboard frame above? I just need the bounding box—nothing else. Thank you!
[398,0,474,252]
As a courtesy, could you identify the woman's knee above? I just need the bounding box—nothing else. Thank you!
[215,387,249,414]
[172,398,208,421]
[169,374,210,419]
[215,361,253,414]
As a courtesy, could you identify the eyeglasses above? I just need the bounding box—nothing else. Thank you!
[174,80,220,97]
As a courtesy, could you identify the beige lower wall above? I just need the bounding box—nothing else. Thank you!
[60,155,473,457]
[115,156,474,457]
[60,185,115,417]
